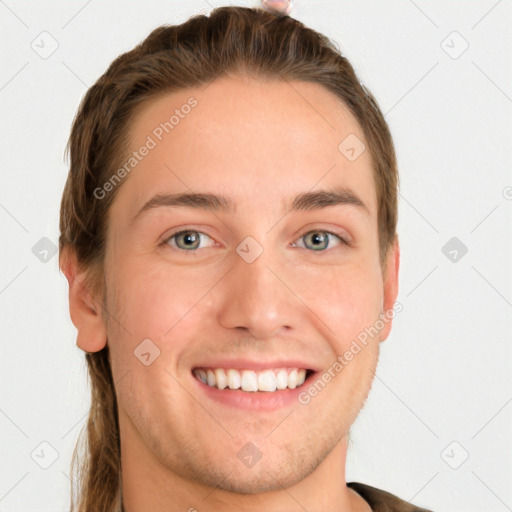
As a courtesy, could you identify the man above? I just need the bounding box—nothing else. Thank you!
[59,6,433,511]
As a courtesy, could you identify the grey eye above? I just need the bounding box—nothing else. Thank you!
[165,230,214,251]
[299,231,343,251]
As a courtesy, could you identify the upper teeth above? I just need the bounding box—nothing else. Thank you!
[193,368,308,392]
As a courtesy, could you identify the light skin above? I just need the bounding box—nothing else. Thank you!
[63,74,399,512]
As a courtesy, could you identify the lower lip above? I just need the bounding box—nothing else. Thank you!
[191,371,318,412]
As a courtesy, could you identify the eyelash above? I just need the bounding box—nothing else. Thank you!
[160,228,350,254]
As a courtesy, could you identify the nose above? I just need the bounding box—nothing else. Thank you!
[216,252,297,339]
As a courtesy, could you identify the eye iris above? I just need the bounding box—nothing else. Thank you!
[177,231,200,250]
[305,231,329,251]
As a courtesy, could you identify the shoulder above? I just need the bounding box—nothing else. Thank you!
[347,481,434,512]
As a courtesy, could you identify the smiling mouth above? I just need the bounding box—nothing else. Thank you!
[192,367,315,392]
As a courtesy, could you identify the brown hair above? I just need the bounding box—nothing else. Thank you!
[59,6,399,511]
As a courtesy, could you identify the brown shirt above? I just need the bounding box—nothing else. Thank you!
[347,482,434,512]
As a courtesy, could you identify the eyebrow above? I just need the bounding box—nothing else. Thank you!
[131,186,369,224]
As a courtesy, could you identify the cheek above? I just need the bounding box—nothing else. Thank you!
[105,263,201,405]
[308,263,383,351]
[113,258,206,338]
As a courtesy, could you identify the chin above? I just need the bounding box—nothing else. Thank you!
[208,461,313,495]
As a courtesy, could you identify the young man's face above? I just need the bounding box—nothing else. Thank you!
[95,75,399,493]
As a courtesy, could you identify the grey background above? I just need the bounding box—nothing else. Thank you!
[1,1,511,511]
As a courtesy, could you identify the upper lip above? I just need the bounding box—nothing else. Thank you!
[192,358,320,372]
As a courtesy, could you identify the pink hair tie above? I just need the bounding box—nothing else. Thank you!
[261,0,294,16]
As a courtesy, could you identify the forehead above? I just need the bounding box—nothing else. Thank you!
[110,75,377,224]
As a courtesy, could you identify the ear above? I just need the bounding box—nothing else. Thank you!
[60,246,107,353]
[379,237,400,342]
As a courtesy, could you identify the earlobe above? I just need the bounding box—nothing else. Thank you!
[60,247,108,353]
[379,237,400,342]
